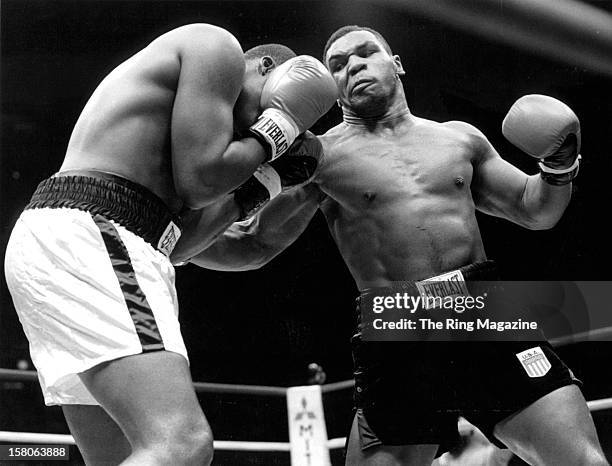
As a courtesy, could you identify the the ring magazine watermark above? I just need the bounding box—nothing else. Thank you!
[358,281,612,342]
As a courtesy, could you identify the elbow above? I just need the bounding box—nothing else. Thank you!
[218,254,275,272]
[236,261,267,272]
[235,235,284,270]
[212,242,279,272]
[228,254,269,271]
[175,179,226,209]
[245,242,279,270]
[525,220,557,231]
[217,262,264,272]
[520,212,562,230]
[517,184,568,231]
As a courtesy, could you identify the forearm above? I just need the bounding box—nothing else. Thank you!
[170,195,241,265]
[248,184,321,248]
[182,138,267,208]
[520,174,572,229]
[188,220,270,271]
[189,184,321,271]
[212,137,268,190]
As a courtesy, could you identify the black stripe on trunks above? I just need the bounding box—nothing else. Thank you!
[92,213,165,352]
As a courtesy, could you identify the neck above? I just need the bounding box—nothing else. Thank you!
[343,101,412,127]
[342,81,412,127]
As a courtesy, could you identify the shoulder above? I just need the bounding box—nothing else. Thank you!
[154,24,245,99]
[440,120,492,158]
[154,24,244,74]
[158,24,242,52]
[441,120,488,143]
[318,122,353,153]
[313,123,350,172]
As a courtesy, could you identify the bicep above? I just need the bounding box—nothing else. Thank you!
[188,225,266,271]
[190,184,322,270]
[472,144,531,221]
[170,27,245,199]
[256,184,321,236]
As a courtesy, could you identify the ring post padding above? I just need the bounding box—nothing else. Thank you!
[286,385,331,466]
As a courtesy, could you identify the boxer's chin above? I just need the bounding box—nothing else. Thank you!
[349,94,389,118]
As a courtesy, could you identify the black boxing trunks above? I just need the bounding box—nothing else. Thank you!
[4,171,186,405]
[351,261,580,454]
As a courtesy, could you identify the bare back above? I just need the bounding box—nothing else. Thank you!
[60,24,249,221]
[316,115,487,289]
[61,34,184,210]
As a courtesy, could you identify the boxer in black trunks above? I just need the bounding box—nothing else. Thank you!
[176,26,607,465]
[5,24,336,465]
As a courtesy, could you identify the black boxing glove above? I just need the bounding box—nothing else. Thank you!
[234,132,323,220]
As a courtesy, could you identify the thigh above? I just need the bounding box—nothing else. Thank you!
[78,350,210,449]
[494,385,606,465]
[345,412,438,466]
[63,404,131,465]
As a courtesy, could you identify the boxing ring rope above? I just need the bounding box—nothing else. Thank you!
[0,428,350,452]
[192,381,286,396]
[549,325,612,347]
[0,430,293,451]
[0,368,287,396]
[0,429,349,452]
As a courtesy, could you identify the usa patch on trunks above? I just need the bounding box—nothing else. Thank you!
[516,346,551,378]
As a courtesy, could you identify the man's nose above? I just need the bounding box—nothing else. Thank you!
[348,56,367,75]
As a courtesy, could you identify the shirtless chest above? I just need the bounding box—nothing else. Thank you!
[314,119,486,286]
[316,122,476,216]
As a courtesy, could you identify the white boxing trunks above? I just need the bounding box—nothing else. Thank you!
[4,172,187,405]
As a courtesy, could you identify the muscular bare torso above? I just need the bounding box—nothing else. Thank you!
[316,114,487,289]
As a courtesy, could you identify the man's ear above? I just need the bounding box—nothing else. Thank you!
[393,55,405,76]
[258,56,276,75]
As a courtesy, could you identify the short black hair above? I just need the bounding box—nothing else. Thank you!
[244,43,296,66]
[323,25,392,65]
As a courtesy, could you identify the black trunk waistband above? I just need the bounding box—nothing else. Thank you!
[25,171,181,256]
[359,260,498,299]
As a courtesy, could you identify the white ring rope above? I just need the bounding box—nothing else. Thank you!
[0,369,289,396]
[587,397,612,412]
[0,431,349,451]
[549,326,612,347]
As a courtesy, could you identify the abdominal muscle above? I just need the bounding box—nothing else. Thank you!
[327,195,487,290]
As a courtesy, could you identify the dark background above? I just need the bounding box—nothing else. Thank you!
[1,1,612,464]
